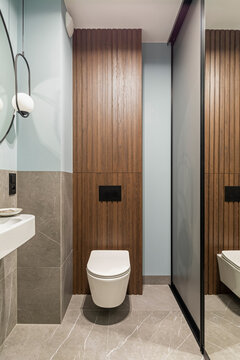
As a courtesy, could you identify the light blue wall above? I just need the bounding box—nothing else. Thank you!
[17,0,72,172]
[0,0,19,170]
[143,43,171,276]
[60,0,73,173]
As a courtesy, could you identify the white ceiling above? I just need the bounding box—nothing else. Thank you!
[206,0,240,30]
[64,0,182,43]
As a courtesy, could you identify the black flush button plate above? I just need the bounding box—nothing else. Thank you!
[225,186,240,202]
[99,186,121,202]
[9,173,16,195]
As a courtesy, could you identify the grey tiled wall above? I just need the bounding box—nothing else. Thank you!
[0,251,17,346]
[60,172,73,319]
[0,170,18,345]
[0,170,17,208]
[17,171,73,324]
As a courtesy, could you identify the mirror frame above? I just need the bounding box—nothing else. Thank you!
[0,10,15,143]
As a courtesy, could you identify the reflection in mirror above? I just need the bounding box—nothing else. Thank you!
[0,11,15,143]
[204,1,240,358]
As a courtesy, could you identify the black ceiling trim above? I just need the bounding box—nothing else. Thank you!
[168,0,192,45]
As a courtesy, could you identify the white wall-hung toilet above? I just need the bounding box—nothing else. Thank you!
[87,250,131,308]
[217,250,240,298]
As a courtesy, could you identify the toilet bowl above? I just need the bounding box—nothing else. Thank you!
[87,250,131,308]
[217,250,240,298]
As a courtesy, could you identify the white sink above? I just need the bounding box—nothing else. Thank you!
[0,214,35,260]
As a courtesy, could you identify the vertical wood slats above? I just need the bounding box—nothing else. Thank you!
[73,29,142,173]
[73,29,142,294]
[205,30,240,294]
[74,173,142,294]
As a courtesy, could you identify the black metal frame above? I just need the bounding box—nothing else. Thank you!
[171,284,200,341]
[12,0,32,119]
[0,10,16,143]
[200,0,205,353]
[168,0,192,45]
[204,350,211,360]
[169,0,206,355]
[14,52,32,118]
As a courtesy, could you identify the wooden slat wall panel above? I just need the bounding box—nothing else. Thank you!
[73,29,113,173]
[112,30,142,172]
[73,29,142,294]
[73,29,142,173]
[205,30,240,294]
[75,173,142,294]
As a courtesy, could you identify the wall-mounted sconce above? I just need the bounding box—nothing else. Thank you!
[12,0,34,118]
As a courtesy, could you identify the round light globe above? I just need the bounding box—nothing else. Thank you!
[12,93,34,115]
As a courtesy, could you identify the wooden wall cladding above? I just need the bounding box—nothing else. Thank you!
[73,29,142,294]
[73,29,142,173]
[205,30,240,294]
[74,173,142,294]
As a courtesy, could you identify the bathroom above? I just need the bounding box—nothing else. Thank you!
[0,0,239,359]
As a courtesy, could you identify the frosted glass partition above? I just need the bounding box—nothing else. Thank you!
[172,0,202,329]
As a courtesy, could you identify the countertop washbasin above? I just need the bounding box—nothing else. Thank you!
[0,214,35,260]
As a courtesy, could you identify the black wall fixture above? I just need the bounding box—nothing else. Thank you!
[99,186,121,202]
[9,173,16,195]
[225,186,240,202]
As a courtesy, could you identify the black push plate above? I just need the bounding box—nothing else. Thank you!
[99,186,121,202]
[225,186,240,202]
[9,173,16,195]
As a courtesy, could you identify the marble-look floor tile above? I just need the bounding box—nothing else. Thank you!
[0,286,203,360]
[0,325,57,360]
[205,311,240,353]
[205,293,240,313]
[208,342,240,360]
[131,285,179,311]
[205,294,240,359]
[107,311,201,360]
[40,311,108,360]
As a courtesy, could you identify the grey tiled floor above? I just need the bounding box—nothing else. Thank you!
[0,286,203,360]
[205,293,240,360]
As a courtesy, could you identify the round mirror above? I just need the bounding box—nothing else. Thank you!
[0,11,15,143]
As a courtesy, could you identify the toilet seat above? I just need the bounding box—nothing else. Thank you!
[87,250,130,279]
[222,250,240,271]
[87,268,130,279]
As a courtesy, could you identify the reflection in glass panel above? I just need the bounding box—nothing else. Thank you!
[205,1,240,358]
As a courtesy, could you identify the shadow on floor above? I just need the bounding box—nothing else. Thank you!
[219,292,240,314]
[82,295,131,325]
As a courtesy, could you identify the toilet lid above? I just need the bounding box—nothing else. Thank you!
[222,250,240,270]
[87,250,130,278]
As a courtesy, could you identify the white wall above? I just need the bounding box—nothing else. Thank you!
[0,0,18,170]
[143,43,171,276]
